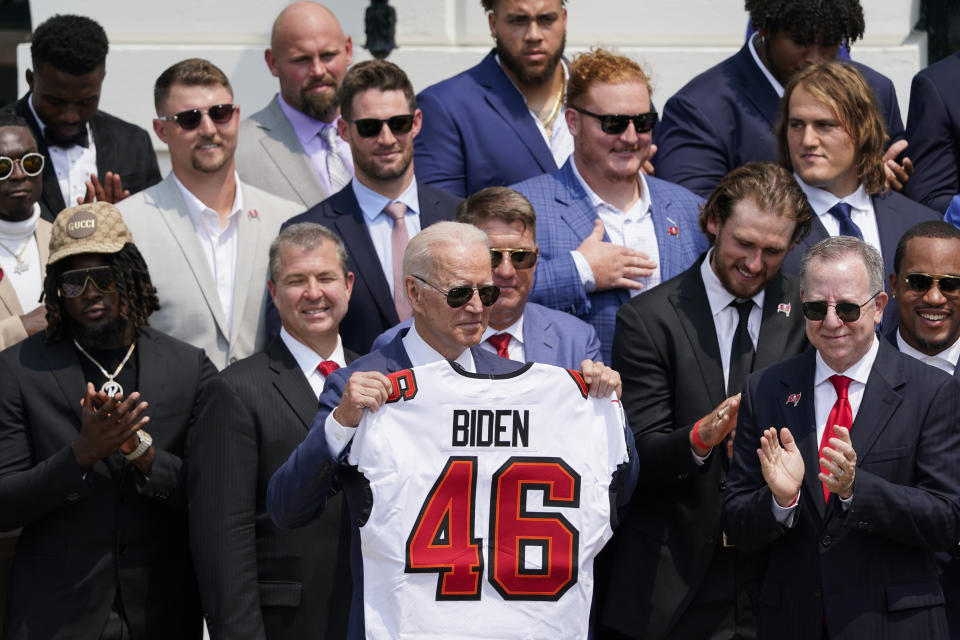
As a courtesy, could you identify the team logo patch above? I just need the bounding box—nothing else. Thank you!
[786,393,801,407]
[66,210,97,239]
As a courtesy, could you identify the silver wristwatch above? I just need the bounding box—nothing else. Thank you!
[124,430,153,461]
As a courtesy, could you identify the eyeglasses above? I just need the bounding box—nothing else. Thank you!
[903,272,960,296]
[60,266,117,298]
[347,115,415,138]
[490,248,538,270]
[801,291,881,323]
[157,104,237,130]
[413,275,500,308]
[0,153,44,180]
[570,106,658,135]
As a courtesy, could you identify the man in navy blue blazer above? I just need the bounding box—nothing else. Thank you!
[414,0,569,198]
[512,49,708,363]
[655,0,907,199]
[774,62,940,333]
[724,236,960,639]
[903,52,960,215]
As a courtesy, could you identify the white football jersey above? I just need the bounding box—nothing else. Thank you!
[348,360,629,640]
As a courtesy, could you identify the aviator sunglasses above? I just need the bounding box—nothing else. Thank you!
[413,275,500,308]
[157,104,238,130]
[570,106,658,135]
[801,291,881,323]
[347,115,415,138]
[0,153,44,180]
[490,248,538,270]
[60,266,117,298]
[903,272,960,295]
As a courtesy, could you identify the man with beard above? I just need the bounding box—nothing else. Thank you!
[236,2,355,208]
[8,14,160,218]
[118,59,301,369]
[512,49,708,363]
[414,0,569,198]
[596,162,812,640]
[0,202,215,639]
[279,60,461,354]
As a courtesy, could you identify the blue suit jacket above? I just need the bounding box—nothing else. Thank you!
[723,341,960,639]
[512,159,709,363]
[267,181,462,354]
[654,42,905,198]
[369,301,602,370]
[414,50,558,198]
[903,52,960,214]
[780,189,941,333]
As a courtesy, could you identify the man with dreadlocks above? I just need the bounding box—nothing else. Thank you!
[654,0,910,199]
[0,201,215,639]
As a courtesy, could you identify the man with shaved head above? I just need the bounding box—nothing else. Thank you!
[236,2,354,207]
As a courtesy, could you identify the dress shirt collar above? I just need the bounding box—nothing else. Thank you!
[353,177,420,223]
[172,171,244,235]
[896,330,960,376]
[700,249,766,317]
[0,202,41,239]
[795,177,871,217]
[748,32,785,98]
[814,334,879,387]
[569,155,652,216]
[403,321,476,373]
[482,313,524,345]
[277,92,333,147]
[280,326,346,376]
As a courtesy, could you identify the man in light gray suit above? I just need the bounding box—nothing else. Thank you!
[119,58,301,369]
[236,2,354,208]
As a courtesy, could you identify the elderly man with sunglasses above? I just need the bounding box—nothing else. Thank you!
[512,49,707,363]
[723,235,960,640]
[118,58,300,369]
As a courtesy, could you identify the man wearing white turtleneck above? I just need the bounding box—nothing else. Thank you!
[0,115,51,351]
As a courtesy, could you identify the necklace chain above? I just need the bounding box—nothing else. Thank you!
[0,238,30,274]
[74,340,136,397]
[539,82,565,133]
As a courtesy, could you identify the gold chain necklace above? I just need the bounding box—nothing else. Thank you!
[540,83,565,133]
[0,238,30,274]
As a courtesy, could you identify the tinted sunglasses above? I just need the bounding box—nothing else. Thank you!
[60,266,117,298]
[413,275,500,308]
[570,106,658,135]
[157,104,237,130]
[801,291,881,323]
[490,248,538,270]
[0,153,44,180]
[903,272,960,295]
[348,115,415,138]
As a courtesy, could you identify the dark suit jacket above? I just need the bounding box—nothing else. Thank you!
[780,189,941,332]
[723,341,960,640]
[188,337,358,640]
[598,258,809,639]
[269,181,461,354]
[653,43,905,197]
[414,50,559,198]
[903,52,960,214]
[12,94,161,220]
[266,332,526,639]
[0,328,215,640]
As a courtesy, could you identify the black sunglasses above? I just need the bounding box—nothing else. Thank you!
[802,291,881,323]
[903,272,960,295]
[347,115,415,138]
[0,153,44,180]
[413,275,500,308]
[60,266,117,298]
[157,103,237,130]
[570,106,658,135]
[490,248,538,270]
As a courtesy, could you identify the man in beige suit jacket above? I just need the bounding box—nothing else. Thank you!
[119,59,301,370]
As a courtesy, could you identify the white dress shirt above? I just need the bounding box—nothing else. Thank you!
[352,178,421,297]
[29,97,98,207]
[897,330,960,376]
[280,327,347,399]
[480,315,525,363]
[748,32,785,98]
[0,203,43,312]
[796,180,883,260]
[277,94,354,195]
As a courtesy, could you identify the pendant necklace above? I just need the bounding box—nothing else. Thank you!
[0,238,30,274]
[74,340,136,397]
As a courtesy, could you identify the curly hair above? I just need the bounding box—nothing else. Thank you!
[566,48,652,108]
[31,15,108,75]
[43,244,160,344]
[746,0,865,47]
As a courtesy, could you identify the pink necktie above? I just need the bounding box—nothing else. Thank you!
[316,360,340,378]
[384,202,412,321]
[486,333,511,359]
[820,375,852,502]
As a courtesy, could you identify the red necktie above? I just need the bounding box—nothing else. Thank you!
[316,360,340,378]
[820,375,852,502]
[486,333,511,359]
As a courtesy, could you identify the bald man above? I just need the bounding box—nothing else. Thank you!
[236,2,354,207]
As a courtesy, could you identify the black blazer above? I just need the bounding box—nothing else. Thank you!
[268,181,462,354]
[188,337,357,640]
[12,94,161,220]
[598,258,809,639]
[0,327,216,639]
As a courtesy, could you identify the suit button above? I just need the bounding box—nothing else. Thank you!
[719,480,727,491]
[65,492,80,503]
[858,520,870,529]
[677,472,689,481]
[821,535,832,547]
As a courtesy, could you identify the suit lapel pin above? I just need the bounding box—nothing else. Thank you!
[667,216,679,237]
[786,393,801,406]
[248,209,259,219]
[777,302,791,317]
